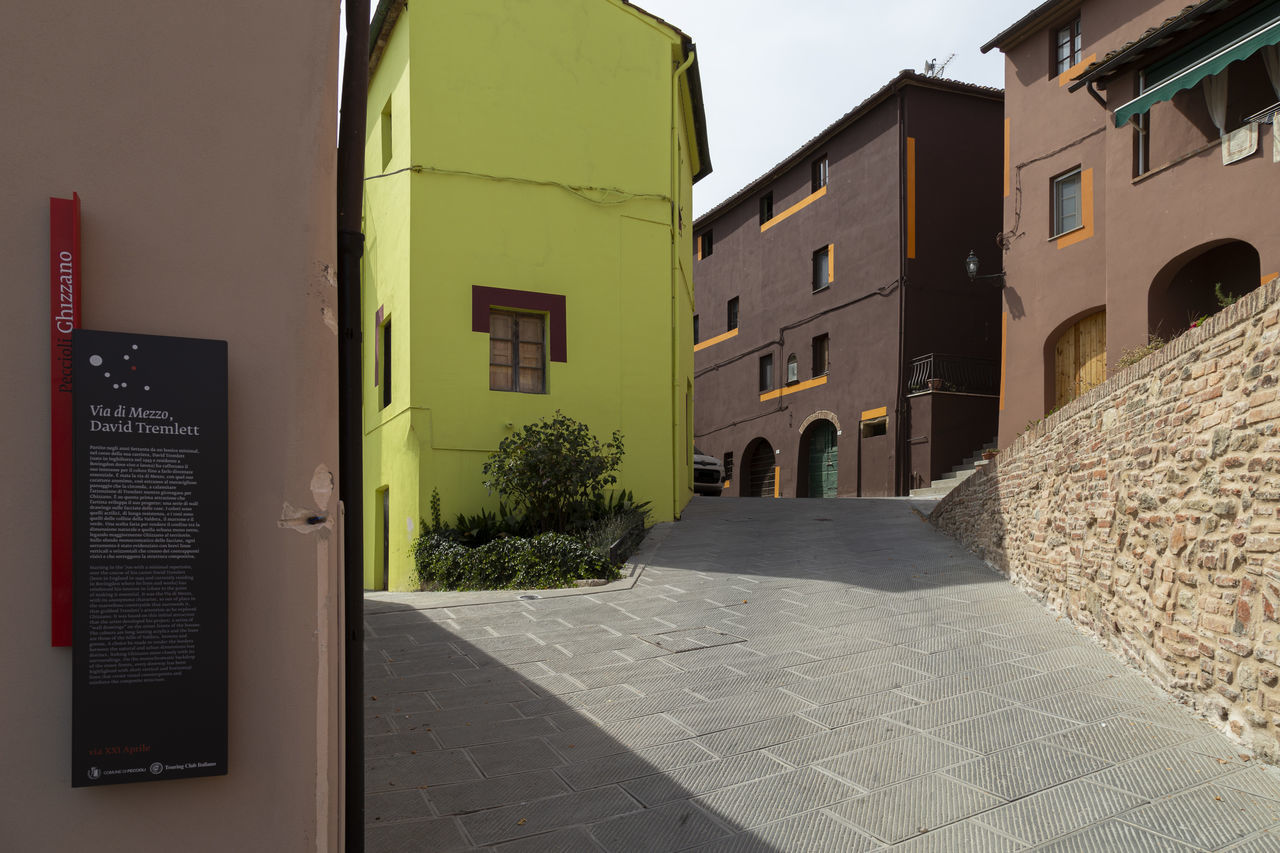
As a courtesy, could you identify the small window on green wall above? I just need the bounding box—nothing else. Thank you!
[380,317,392,409]
[380,97,393,171]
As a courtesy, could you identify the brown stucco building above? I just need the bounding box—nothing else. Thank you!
[987,0,1280,445]
[692,71,1004,498]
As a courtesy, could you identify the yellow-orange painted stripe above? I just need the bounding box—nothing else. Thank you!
[1057,167,1094,249]
[760,186,827,233]
[906,137,916,259]
[696,235,702,261]
[1262,272,1279,285]
[999,311,1008,412]
[759,374,828,402]
[693,327,738,352]
[828,244,835,283]
[1058,54,1096,87]
[1003,118,1011,198]
[861,405,887,421]
[773,467,780,498]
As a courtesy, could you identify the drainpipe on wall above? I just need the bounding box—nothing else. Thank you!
[895,87,909,496]
[336,1,369,849]
[671,46,695,514]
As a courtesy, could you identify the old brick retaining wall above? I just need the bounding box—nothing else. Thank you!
[932,280,1280,760]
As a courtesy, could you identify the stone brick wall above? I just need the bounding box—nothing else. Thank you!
[932,280,1280,761]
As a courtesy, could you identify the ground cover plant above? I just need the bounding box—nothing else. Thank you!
[412,413,649,590]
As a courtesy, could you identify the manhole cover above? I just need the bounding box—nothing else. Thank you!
[517,594,540,600]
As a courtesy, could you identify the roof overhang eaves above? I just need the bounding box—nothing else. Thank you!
[1067,0,1246,91]
[694,72,1002,227]
[981,0,1081,54]
[368,0,406,77]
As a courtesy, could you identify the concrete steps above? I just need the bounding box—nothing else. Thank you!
[909,439,996,498]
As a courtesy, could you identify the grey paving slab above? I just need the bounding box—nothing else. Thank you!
[1224,831,1280,852]
[365,498,1266,851]
[366,816,471,853]
[943,741,1111,800]
[817,733,979,790]
[932,705,1078,754]
[687,810,881,853]
[885,820,1025,852]
[695,714,828,758]
[666,688,816,736]
[366,789,433,824]
[618,751,788,807]
[1044,716,1197,763]
[781,663,930,706]
[489,826,606,852]
[586,800,728,852]
[366,750,480,792]
[828,774,1005,845]
[466,738,564,777]
[692,765,861,829]
[459,786,641,847]
[1088,747,1246,799]
[1122,783,1280,850]
[765,718,915,767]
[1035,818,1206,853]
[556,740,717,791]
[428,769,571,816]
[800,690,921,730]
[885,690,1013,731]
[972,778,1146,846]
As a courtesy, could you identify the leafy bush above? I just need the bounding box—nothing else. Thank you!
[412,531,619,591]
[482,412,625,533]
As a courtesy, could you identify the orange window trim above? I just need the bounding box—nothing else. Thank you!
[759,186,827,233]
[860,405,887,421]
[1058,54,1096,87]
[693,327,738,353]
[906,137,917,259]
[1003,118,1011,198]
[759,373,828,402]
[1056,167,1094,249]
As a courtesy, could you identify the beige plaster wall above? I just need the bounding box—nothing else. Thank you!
[0,2,342,850]
[934,281,1280,762]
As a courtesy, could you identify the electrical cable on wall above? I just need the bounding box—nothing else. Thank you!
[364,164,673,207]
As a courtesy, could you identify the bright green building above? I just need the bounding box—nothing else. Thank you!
[362,0,711,590]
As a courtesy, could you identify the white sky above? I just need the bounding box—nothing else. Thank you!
[341,0,1035,217]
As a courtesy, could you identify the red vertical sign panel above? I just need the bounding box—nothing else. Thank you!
[51,194,81,646]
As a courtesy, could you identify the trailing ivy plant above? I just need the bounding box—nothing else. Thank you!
[481,411,624,534]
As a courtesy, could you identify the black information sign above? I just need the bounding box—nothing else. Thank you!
[72,329,227,787]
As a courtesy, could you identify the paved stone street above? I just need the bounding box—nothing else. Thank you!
[365,498,1280,851]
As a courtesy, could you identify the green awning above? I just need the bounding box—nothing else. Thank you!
[1114,2,1280,127]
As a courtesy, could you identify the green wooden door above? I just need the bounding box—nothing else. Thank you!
[806,421,838,498]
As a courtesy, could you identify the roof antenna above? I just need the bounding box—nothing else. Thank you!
[923,53,955,77]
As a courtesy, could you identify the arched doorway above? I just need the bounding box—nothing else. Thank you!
[1148,240,1260,339]
[1051,308,1106,410]
[741,438,776,497]
[798,420,838,497]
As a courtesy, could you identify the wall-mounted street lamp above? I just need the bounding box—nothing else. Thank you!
[965,250,1005,288]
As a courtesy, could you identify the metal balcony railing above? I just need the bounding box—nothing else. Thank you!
[908,353,999,395]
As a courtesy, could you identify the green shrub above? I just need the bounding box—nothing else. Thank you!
[482,412,624,534]
[412,531,619,591]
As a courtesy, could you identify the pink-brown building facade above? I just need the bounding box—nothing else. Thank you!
[987,0,1280,445]
[691,72,1004,497]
